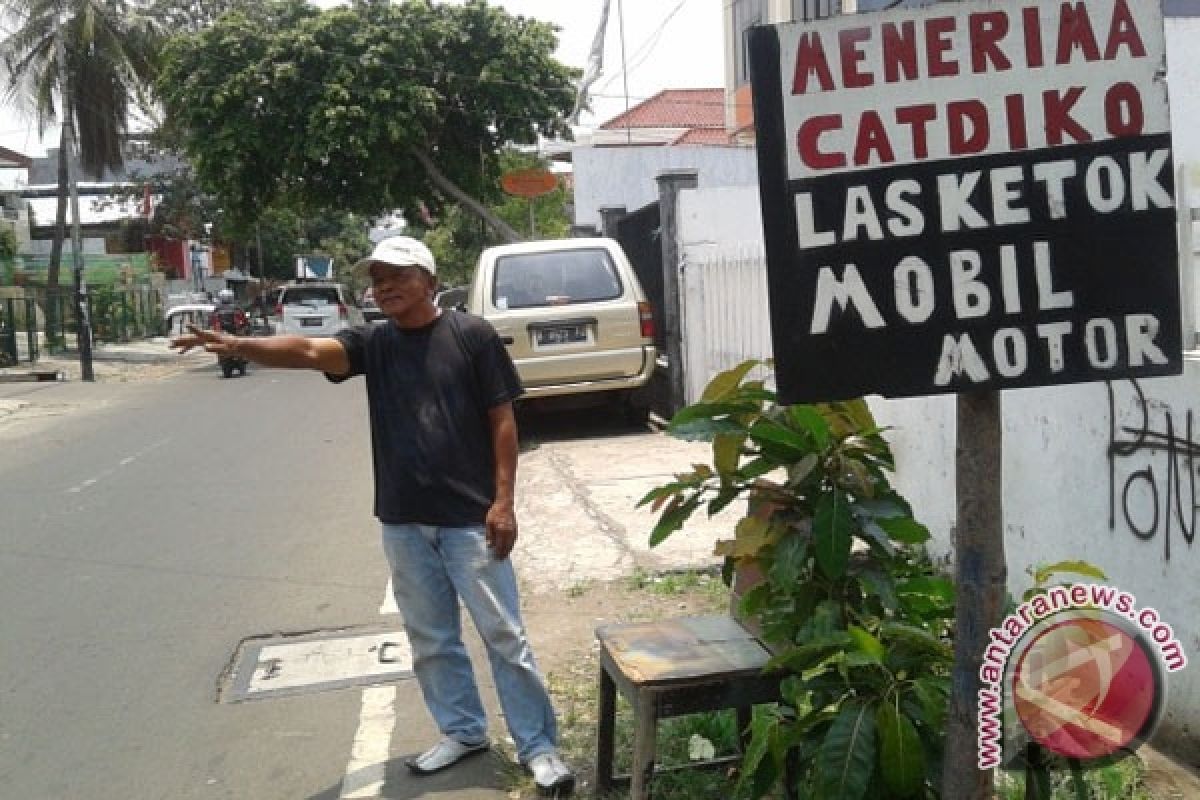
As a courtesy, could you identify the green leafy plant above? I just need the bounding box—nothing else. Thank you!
[640,361,954,799]
[0,226,17,265]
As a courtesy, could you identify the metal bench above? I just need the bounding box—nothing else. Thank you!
[593,615,783,799]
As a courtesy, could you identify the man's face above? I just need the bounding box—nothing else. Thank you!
[369,262,436,318]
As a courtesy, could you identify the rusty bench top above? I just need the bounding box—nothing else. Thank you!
[595,615,773,686]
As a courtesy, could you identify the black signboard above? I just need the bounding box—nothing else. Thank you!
[750,0,1182,403]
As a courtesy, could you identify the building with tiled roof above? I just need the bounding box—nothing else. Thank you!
[594,89,734,147]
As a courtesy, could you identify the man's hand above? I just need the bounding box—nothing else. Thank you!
[485,502,518,559]
[171,324,237,356]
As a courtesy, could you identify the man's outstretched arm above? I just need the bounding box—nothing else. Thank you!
[171,324,350,375]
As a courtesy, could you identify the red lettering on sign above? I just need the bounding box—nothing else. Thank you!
[840,27,873,88]
[1105,0,1146,60]
[854,110,895,166]
[896,104,936,159]
[948,100,990,154]
[969,12,1011,73]
[1005,94,1029,150]
[798,115,846,169]
[793,32,834,94]
[1023,7,1044,68]
[1044,87,1092,145]
[926,17,958,77]
[1057,3,1102,65]
[1105,82,1144,137]
[881,21,919,84]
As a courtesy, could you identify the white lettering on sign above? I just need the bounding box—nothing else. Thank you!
[793,149,1173,250]
[932,314,1167,386]
[777,0,1168,180]
[808,238,1081,336]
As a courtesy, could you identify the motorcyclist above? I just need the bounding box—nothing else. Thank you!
[211,289,250,376]
[211,289,248,336]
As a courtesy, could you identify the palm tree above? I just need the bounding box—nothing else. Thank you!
[0,0,160,294]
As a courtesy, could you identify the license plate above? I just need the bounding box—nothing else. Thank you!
[301,318,323,327]
[535,324,586,346]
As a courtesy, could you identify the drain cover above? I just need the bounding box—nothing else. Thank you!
[223,628,413,702]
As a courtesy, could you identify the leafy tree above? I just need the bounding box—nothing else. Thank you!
[0,0,161,291]
[422,149,571,287]
[157,0,577,242]
[145,0,268,33]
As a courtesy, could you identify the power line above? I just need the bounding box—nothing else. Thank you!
[594,0,692,95]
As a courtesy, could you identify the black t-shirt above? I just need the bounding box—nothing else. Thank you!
[330,311,523,526]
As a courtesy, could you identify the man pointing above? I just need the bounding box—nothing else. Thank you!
[171,236,574,796]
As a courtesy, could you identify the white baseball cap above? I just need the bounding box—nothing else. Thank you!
[352,235,437,279]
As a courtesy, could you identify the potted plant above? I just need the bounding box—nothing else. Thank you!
[641,360,955,799]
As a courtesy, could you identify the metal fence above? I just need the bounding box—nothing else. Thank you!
[0,297,39,366]
[36,286,163,354]
[0,287,164,364]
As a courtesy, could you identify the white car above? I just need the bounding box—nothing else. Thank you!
[275,283,365,336]
[163,303,214,336]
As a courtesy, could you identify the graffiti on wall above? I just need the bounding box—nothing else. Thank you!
[1107,380,1199,561]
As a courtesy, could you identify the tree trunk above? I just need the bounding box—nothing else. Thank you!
[47,143,69,292]
[410,147,522,244]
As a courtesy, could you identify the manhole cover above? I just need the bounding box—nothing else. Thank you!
[222,628,413,703]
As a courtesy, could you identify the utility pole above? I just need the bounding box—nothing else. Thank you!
[54,18,93,381]
[616,0,632,145]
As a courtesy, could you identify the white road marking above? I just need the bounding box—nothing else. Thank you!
[340,582,402,799]
[339,686,397,799]
[63,438,170,493]
[379,578,398,614]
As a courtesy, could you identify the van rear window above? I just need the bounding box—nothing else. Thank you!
[282,287,340,306]
[493,249,622,310]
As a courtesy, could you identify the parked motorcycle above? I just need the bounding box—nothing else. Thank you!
[211,290,250,378]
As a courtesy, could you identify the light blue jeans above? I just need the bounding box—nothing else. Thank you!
[381,523,558,764]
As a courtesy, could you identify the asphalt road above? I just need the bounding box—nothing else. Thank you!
[0,365,388,799]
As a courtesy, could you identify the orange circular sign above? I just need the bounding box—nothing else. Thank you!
[500,169,558,198]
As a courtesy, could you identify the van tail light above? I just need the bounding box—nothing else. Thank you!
[274,303,282,316]
[338,302,348,320]
[638,301,655,339]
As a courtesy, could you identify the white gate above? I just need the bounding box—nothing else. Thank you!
[680,242,773,404]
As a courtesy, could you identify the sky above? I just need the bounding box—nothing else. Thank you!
[0,0,725,164]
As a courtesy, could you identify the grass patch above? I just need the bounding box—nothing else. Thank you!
[625,566,727,599]
[995,752,1155,800]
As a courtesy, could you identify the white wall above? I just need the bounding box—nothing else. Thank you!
[22,237,106,256]
[1167,19,1200,201]
[572,145,757,230]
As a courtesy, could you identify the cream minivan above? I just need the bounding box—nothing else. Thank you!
[467,237,657,411]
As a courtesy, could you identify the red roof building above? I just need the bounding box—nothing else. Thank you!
[593,89,739,147]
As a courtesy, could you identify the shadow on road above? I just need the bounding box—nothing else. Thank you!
[306,750,508,800]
